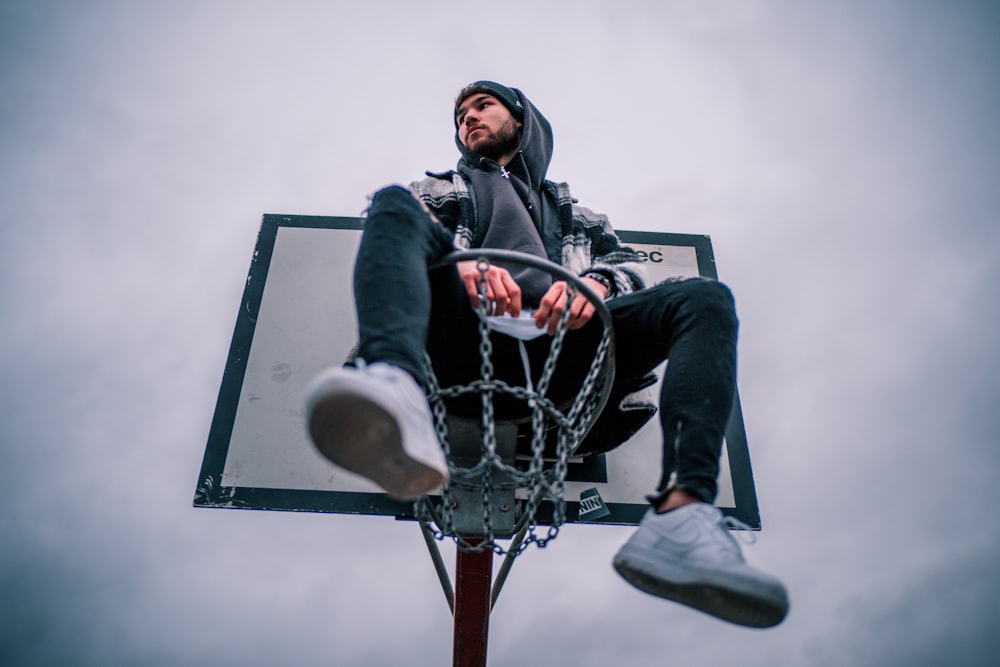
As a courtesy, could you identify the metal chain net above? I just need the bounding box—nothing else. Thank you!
[415,258,613,556]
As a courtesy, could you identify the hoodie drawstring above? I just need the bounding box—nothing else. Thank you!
[517,151,533,211]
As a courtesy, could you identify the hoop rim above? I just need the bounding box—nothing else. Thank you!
[429,248,616,440]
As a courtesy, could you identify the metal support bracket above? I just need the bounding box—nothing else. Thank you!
[446,416,518,538]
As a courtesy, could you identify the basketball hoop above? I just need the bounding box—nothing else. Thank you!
[416,249,616,555]
[408,250,617,666]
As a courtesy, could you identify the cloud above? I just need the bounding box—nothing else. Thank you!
[2,1,1000,665]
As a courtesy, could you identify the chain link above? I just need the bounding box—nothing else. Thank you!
[415,258,613,556]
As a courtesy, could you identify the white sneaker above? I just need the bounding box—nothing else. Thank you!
[613,503,789,628]
[305,362,448,500]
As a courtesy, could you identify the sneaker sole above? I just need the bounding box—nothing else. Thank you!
[613,550,787,628]
[309,391,444,500]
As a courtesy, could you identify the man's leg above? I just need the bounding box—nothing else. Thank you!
[305,186,457,499]
[353,186,458,384]
[604,278,789,628]
[608,278,738,506]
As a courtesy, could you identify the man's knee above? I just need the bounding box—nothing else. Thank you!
[365,185,452,250]
[644,278,736,330]
[368,185,424,220]
[682,279,737,330]
[685,278,734,307]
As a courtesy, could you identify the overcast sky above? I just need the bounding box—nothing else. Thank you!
[2,1,999,665]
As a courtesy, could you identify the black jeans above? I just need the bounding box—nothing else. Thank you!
[354,186,738,503]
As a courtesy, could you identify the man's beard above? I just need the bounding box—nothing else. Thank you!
[474,117,521,161]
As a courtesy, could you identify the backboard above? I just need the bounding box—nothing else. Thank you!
[195,215,761,528]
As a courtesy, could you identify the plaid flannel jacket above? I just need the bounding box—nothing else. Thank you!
[404,171,659,454]
[408,171,647,297]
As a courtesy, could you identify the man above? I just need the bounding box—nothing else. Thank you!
[306,81,789,628]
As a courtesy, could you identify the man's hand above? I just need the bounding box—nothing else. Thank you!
[534,277,609,335]
[457,260,523,317]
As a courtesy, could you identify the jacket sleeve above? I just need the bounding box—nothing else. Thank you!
[572,204,647,296]
[405,173,466,232]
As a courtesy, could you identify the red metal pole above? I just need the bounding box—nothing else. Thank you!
[453,542,493,667]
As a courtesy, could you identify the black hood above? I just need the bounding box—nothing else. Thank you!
[452,87,559,304]
[455,87,553,190]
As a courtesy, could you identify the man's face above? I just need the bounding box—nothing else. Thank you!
[456,93,522,161]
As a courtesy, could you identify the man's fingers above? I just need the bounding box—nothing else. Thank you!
[542,284,570,335]
[569,286,587,318]
[534,281,599,333]
[466,278,485,306]
[457,261,485,308]
[566,285,596,329]
[457,261,524,315]
[568,301,595,330]
[549,294,570,334]
[534,281,562,330]
[499,271,522,317]
[487,272,512,315]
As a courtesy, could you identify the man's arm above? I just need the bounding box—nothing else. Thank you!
[572,203,647,296]
[533,194,647,334]
[533,276,609,335]
[406,172,475,243]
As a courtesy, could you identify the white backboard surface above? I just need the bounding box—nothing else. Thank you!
[195,216,760,528]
